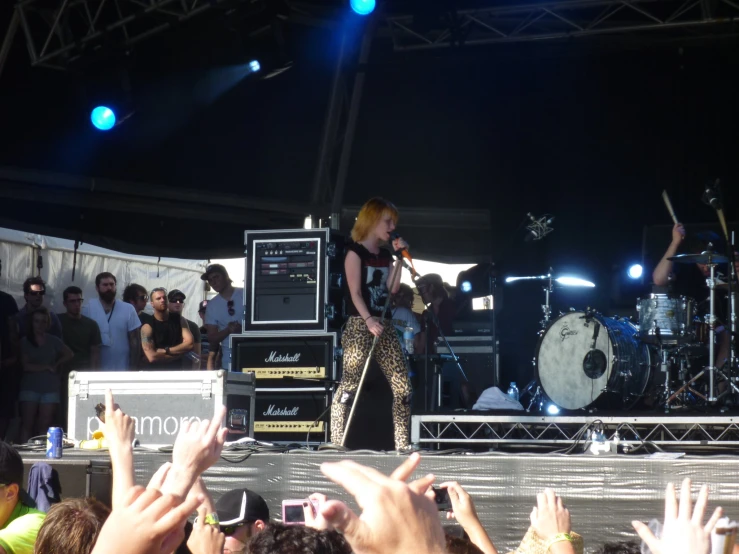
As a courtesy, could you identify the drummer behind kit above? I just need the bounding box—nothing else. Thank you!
[525,186,738,413]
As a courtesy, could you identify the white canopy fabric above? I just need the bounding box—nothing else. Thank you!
[0,227,208,322]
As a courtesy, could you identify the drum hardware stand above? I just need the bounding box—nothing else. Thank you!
[540,269,554,329]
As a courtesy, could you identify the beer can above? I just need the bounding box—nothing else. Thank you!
[46,427,63,459]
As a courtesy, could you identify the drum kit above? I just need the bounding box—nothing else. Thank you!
[513,251,738,413]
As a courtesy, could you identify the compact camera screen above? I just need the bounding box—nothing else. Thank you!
[282,499,318,525]
[284,504,305,523]
[433,486,452,511]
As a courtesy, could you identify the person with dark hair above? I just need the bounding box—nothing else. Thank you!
[593,542,641,554]
[652,222,735,369]
[59,286,101,372]
[215,488,270,553]
[445,534,484,554]
[246,523,351,554]
[33,497,110,554]
[122,284,149,324]
[58,286,102,427]
[202,264,243,370]
[167,290,201,365]
[18,307,73,443]
[82,272,141,371]
[140,288,194,370]
[415,273,456,354]
[15,277,62,340]
[0,441,46,554]
[330,197,413,451]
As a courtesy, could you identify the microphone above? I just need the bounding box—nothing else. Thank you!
[390,232,417,276]
[703,184,721,210]
[525,213,555,241]
[702,179,729,240]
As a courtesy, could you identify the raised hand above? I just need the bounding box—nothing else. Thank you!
[530,488,571,540]
[104,389,136,454]
[162,405,228,499]
[187,505,225,554]
[304,493,332,531]
[319,456,446,554]
[104,389,136,510]
[91,486,203,554]
[632,479,723,554]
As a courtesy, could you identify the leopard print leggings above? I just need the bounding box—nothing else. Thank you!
[330,316,412,450]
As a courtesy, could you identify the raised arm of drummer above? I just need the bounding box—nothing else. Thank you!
[652,223,685,286]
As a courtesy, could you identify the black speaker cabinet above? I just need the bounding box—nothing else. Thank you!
[244,229,345,332]
[254,387,332,445]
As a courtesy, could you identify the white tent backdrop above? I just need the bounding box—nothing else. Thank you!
[0,228,209,322]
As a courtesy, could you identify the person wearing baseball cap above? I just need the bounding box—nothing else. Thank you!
[201,264,243,371]
[0,441,46,554]
[215,488,269,552]
[166,289,202,368]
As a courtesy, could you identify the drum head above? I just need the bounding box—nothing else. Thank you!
[537,312,614,410]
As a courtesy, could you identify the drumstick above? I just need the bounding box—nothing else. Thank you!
[662,190,679,225]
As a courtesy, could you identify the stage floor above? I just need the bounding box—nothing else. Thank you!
[20,446,739,553]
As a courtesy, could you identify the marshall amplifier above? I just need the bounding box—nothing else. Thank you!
[230,332,340,388]
[244,228,345,332]
[254,387,331,445]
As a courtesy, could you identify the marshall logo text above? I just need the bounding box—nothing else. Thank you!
[263,405,300,417]
[264,351,302,363]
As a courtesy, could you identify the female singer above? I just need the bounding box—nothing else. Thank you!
[330,197,413,451]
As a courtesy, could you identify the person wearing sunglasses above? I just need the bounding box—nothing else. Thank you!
[122,284,150,324]
[215,488,270,553]
[167,289,202,366]
[0,441,46,554]
[201,264,244,371]
[13,277,62,341]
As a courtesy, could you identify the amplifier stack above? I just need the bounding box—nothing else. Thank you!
[231,228,346,446]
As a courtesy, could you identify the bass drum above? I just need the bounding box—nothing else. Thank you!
[536,312,653,410]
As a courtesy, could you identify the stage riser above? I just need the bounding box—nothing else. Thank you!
[21,450,739,553]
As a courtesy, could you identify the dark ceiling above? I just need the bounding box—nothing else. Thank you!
[0,0,738,269]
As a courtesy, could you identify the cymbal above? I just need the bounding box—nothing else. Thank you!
[668,252,729,265]
[505,275,596,287]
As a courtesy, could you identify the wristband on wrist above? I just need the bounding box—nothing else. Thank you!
[165,346,171,356]
[365,315,373,321]
[545,533,573,551]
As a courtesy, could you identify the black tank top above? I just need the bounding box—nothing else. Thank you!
[151,313,184,370]
[345,242,393,318]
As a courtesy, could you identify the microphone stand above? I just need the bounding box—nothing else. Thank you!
[395,256,469,410]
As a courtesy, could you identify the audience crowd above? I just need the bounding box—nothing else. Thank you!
[0,264,245,443]
[0,388,731,554]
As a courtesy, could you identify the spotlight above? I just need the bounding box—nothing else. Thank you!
[627,264,643,280]
[350,0,375,15]
[460,281,472,293]
[546,403,560,415]
[248,60,261,73]
[90,106,116,131]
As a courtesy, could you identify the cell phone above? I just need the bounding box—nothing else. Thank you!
[432,486,452,511]
[282,499,319,525]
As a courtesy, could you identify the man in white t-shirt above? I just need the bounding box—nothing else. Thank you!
[202,264,244,371]
[81,272,141,371]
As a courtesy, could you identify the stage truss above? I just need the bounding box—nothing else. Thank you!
[411,414,739,448]
[385,0,739,51]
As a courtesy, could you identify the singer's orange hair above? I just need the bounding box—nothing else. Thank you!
[351,197,399,242]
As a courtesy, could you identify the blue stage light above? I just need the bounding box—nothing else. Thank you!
[460,281,472,293]
[350,0,375,15]
[90,106,116,131]
[249,60,261,73]
[627,264,643,279]
[546,403,560,415]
